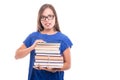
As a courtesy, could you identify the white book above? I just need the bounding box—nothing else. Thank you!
[34,65,63,68]
[35,59,63,63]
[34,62,63,66]
[37,43,61,46]
[35,47,60,51]
[35,43,60,49]
[42,65,63,68]
[36,53,61,56]
[35,50,60,54]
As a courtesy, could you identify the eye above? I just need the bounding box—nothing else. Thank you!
[41,16,45,19]
[48,15,53,17]
[41,15,54,21]
[48,15,54,19]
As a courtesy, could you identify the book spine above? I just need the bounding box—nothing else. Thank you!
[35,50,60,54]
[35,47,59,51]
[35,59,63,63]
[35,55,63,61]
[34,62,63,68]
[36,53,61,56]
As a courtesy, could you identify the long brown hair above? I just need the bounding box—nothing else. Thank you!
[37,4,61,32]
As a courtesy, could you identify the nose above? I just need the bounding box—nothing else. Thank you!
[44,17,49,21]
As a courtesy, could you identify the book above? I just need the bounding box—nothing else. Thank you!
[35,47,59,51]
[37,42,60,46]
[34,42,63,68]
[34,55,64,68]
[34,64,63,68]
[35,43,60,48]
[35,43,61,54]
[35,50,60,54]
[36,53,62,56]
[35,59,63,63]
[35,55,63,61]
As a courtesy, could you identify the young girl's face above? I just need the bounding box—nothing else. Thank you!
[41,8,55,31]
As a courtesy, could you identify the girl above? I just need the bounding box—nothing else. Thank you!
[15,3,73,80]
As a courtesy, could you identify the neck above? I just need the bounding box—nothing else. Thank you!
[41,29,57,35]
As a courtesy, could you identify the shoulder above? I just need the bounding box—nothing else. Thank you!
[59,32,73,45]
[24,31,40,40]
[58,32,73,50]
[58,32,70,40]
[27,31,40,37]
[57,32,68,38]
[29,31,39,36]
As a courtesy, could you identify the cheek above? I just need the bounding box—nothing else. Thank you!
[51,20,55,26]
[41,21,44,25]
[41,23,44,27]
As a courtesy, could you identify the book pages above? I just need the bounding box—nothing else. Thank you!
[34,43,63,68]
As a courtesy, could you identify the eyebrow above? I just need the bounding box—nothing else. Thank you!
[41,14,54,16]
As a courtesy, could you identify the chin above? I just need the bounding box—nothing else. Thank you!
[45,28,52,30]
[45,27,53,30]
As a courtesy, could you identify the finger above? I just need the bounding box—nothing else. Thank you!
[38,65,45,70]
[39,40,45,42]
[33,66,39,70]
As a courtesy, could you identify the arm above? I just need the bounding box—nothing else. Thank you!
[48,47,71,72]
[35,47,71,72]
[15,44,34,59]
[60,47,71,71]
[15,39,45,59]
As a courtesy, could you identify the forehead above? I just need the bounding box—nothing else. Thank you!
[42,8,54,16]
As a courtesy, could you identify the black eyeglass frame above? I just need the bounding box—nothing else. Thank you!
[41,15,55,21]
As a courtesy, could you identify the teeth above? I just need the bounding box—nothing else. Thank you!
[46,23,50,26]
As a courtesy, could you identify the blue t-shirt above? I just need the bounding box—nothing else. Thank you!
[23,31,73,80]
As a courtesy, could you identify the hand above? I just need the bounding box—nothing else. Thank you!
[33,66,57,73]
[33,65,46,70]
[31,39,46,49]
[44,67,57,73]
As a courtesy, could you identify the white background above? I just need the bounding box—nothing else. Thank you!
[0,0,120,80]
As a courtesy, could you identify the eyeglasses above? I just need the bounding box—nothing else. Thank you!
[41,15,55,21]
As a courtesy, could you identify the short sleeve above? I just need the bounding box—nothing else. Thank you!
[60,36,73,53]
[23,33,33,48]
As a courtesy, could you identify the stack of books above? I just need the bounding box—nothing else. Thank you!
[34,43,63,68]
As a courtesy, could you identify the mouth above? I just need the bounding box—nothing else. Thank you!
[45,23,51,27]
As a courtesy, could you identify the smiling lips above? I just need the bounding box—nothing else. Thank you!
[45,23,51,27]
